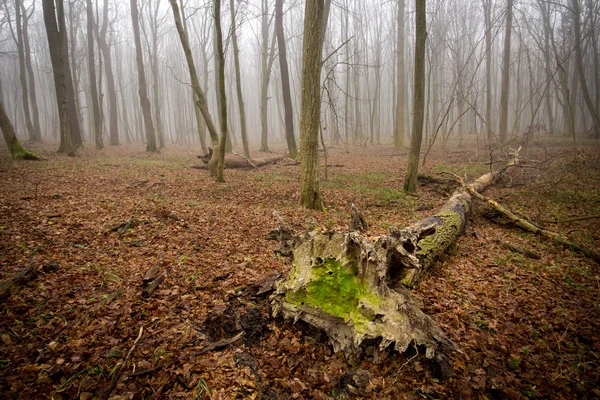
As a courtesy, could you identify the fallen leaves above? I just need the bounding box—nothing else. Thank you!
[0,144,599,399]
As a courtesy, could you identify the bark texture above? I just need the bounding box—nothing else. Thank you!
[403,0,426,193]
[0,98,40,160]
[86,0,103,149]
[299,0,325,210]
[498,0,513,145]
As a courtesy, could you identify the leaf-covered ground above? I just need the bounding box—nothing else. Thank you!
[0,140,599,399]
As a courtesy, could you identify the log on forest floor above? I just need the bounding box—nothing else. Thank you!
[195,149,286,169]
[269,170,506,364]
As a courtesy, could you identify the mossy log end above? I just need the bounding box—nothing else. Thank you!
[271,230,454,359]
[270,171,503,359]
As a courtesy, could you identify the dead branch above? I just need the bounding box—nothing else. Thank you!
[103,326,144,400]
[231,151,258,169]
[142,273,165,298]
[469,189,600,263]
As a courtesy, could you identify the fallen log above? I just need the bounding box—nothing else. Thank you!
[270,168,506,360]
[197,149,285,169]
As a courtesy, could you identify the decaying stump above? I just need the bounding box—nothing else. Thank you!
[270,170,505,360]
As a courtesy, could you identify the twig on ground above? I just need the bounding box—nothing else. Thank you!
[103,326,144,400]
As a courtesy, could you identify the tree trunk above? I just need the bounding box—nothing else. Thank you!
[214,0,228,182]
[259,0,272,152]
[403,0,426,194]
[13,0,35,142]
[97,0,119,146]
[168,0,221,177]
[299,0,325,211]
[270,164,514,364]
[67,1,84,147]
[86,0,103,149]
[42,0,75,156]
[130,0,158,152]
[178,0,207,154]
[395,0,406,148]
[21,2,42,142]
[275,0,298,159]
[498,0,513,145]
[230,0,250,158]
[484,0,493,146]
[572,0,600,139]
[0,98,40,160]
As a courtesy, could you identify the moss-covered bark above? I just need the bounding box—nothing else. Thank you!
[1,100,40,160]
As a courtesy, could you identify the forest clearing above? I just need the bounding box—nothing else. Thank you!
[1,139,599,399]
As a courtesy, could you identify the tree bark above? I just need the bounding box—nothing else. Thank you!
[230,0,250,158]
[572,0,600,139]
[96,0,119,146]
[0,98,40,160]
[214,0,228,182]
[299,0,325,211]
[42,0,75,156]
[86,0,103,149]
[395,0,406,148]
[498,0,513,145]
[275,0,298,159]
[130,0,158,152]
[403,0,427,194]
[484,0,493,146]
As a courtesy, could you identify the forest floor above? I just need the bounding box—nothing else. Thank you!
[0,138,599,400]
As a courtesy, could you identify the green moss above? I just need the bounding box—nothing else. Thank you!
[9,136,40,160]
[285,257,375,328]
[416,210,462,265]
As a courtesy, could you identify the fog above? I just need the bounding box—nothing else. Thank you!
[1,0,599,152]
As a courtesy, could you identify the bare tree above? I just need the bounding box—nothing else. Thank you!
[403,0,426,194]
[42,0,79,155]
[96,0,120,146]
[498,0,513,145]
[214,0,228,181]
[86,0,102,149]
[168,0,222,177]
[230,0,250,158]
[130,0,158,152]
[572,0,600,139]
[395,0,406,148]
[275,0,298,159]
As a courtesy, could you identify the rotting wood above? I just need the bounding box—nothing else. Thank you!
[142,273,164,298]
[470,189,600,263]
[269,168,507,361]
[196,149,285,169]
[143,260,163,284]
